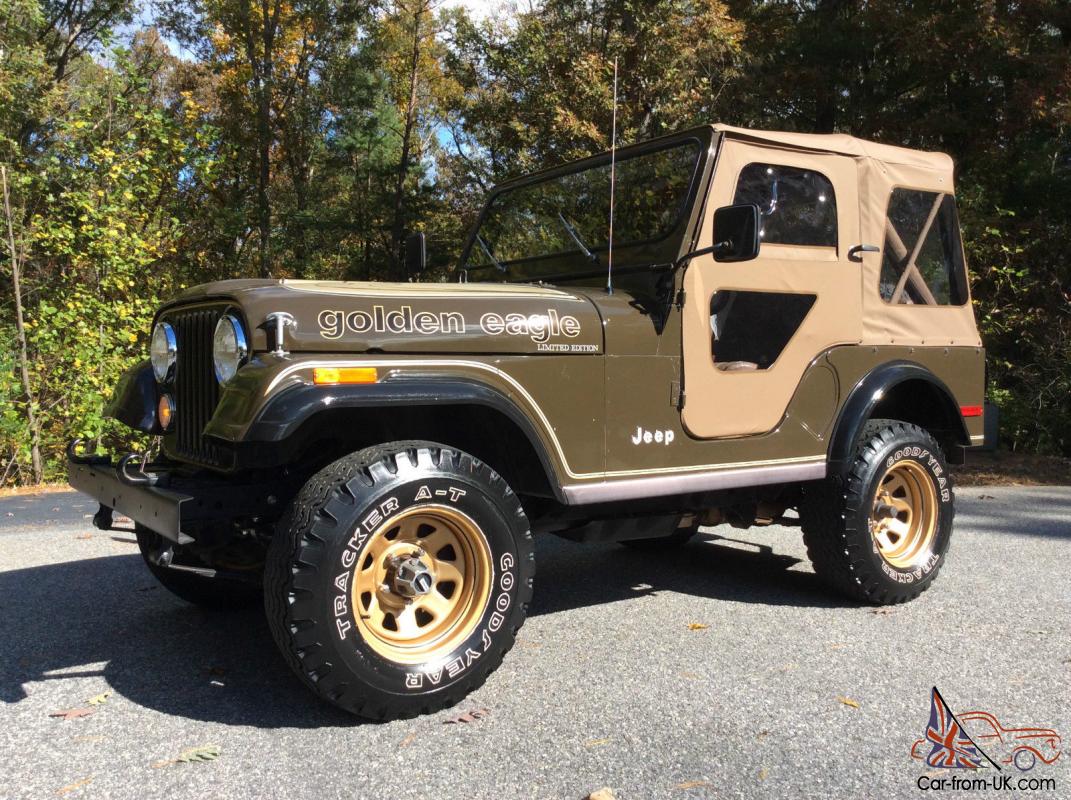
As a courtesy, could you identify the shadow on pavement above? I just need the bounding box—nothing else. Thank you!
[529,530,850,618]
[0,528,845,727]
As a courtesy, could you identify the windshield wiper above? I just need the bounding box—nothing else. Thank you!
[475,234,506,273]
[557,213,597,263]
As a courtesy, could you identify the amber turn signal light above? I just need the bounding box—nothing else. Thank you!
[157,393,175,430]
[312,367,378,386]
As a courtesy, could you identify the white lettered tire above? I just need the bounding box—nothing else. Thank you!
[264,441,534,719]
[801,420,954,604]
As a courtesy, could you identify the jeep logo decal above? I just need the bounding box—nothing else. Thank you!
[631,426,675,446]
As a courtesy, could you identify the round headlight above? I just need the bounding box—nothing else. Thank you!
[212,314,249,384]
[150,322,177,382]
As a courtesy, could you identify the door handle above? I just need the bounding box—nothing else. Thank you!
[848,244,879,262]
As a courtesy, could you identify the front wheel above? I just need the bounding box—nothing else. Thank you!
[264,442,535,720]
[800,419,954,604]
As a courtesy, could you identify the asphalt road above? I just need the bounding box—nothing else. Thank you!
[1,486,1068,799]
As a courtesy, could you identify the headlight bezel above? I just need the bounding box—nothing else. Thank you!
[150,321,178,383]
[212,313,249,384]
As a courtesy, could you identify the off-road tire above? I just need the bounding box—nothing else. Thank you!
[800,419,954,604]
[264,441,535,720]
[135,525,261,609]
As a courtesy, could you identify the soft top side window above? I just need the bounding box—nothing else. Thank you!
[732,163,837,248]
[880,190,968,306]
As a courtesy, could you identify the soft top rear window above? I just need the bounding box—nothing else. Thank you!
[880,190,968,306]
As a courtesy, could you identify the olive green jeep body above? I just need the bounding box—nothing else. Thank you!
[69,124,985,718]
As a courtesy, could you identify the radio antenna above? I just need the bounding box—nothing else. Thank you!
[606,56,618,295]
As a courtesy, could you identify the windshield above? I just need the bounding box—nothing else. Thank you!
[464,140,702,281]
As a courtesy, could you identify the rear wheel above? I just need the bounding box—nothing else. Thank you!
[800,419,954,604]
[264,441,534,720]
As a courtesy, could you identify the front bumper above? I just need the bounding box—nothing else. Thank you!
[68,455,196,544]
[67,442,286,545]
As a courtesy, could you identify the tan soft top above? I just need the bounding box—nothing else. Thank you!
[713,124,953,174]
[711,122,971,349]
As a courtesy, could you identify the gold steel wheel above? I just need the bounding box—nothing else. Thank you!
[351,505,493,664]
[869,459,938,570]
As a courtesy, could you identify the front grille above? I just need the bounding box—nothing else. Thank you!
[167,305,229,468]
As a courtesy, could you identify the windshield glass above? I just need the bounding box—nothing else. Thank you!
[464,140,702,281]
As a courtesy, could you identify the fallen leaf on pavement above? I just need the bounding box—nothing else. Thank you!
[675,779,710,789]
[75,534,92,540]
[584,737,611,748]
[399,733,417,748]
[177,745,221,763]
[830,642,847,649]
[978,494,995,500]
[756,729,769,740]
[679,671,700,680]
[837,696,861,709]
[154,745,222,767]
[56,777,92,795]
[871,608,893,616]
[49,708,94,721]
[443,708,489,724]
[587,789,617,800]
[86,692,110,706]
[758,767,769,781]
[72,735,104,743]
[687,623,709,631]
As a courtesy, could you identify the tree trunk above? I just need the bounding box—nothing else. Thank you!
[1,166,43,484]
[813,0,844,133]
[257,92,272,278]
[254,0,280,279]
[391,1,425,275]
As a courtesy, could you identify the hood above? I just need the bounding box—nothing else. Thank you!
[162,279,604,355]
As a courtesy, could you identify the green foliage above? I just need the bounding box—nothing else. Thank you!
[1,39,198,481]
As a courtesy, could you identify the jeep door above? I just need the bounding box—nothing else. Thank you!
[681,138,862,438]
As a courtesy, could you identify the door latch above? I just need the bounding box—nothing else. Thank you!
[847,244,880,262]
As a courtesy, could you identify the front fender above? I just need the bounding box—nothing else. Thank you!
[103,360,159,434]
[204,358,567,500]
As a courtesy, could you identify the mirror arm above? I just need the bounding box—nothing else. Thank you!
[672,243,730,270]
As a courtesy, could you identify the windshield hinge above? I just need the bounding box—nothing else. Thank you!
[675,287,686,310]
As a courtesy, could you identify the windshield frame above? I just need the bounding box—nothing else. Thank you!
[459,128,715,283]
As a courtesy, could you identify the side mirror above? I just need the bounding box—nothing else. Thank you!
[712,204,760,263]
[404,231,426,276]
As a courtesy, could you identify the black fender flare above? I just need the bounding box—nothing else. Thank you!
[103,360,159,434]
[244,376,566,502]
[828,360,970,470]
